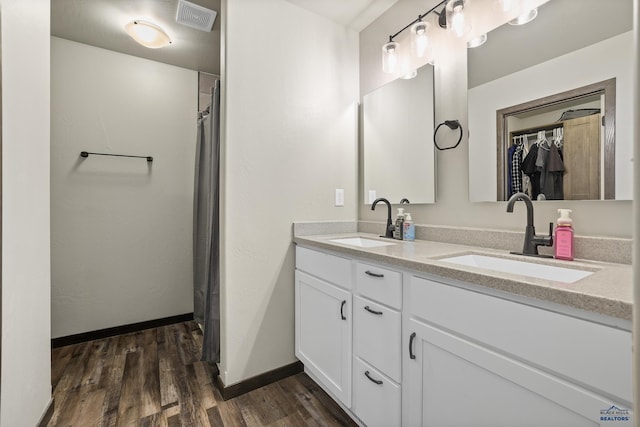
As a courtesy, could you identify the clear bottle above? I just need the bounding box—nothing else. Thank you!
[403,212,415,241]
[393,208,405,240]
[554,209,574,260]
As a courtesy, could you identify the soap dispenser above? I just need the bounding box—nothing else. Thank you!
[403,212,415,241]
[554,209,574,260]
[393,208,405,240]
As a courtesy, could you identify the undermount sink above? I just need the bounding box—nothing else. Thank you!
[329,237,396,248]
[439,253,594,284]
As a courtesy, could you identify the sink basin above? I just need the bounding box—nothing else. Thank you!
[439,254,593,284]
[329,237,396,248]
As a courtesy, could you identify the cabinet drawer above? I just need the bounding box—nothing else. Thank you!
[409,275,632,403]
[353,357,400,427]
[355,262,401,309]
[354,296,401,382]
[295,246,352,290]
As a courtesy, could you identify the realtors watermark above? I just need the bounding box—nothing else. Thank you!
[600,405,630,422]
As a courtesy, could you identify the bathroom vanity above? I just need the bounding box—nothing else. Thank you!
[294,231,632,427]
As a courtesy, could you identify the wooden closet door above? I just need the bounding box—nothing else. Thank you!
[563,114,601,200]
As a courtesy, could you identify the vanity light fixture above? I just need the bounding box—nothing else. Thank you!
[382,0,473,74]
[125,20,172,48]
[467,33,487,48]
[508,8,538,25]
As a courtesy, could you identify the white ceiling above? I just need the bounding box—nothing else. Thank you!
[285,0,398,31]
[51,0,397,76]
[51,0,221,75]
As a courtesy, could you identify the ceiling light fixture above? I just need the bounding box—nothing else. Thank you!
[125,20,172,49]
[508,8,538,26]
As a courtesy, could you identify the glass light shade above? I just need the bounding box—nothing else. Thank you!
[382,41,400,74]
[410,21,431,58]
[467,33,487,48]
[508,8,538,25]
[125,20,172,48]
[445,0,471,37]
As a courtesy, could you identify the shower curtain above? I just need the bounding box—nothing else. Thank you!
[193,80,220,363]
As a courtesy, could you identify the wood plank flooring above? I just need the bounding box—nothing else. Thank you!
[49,321,358,426]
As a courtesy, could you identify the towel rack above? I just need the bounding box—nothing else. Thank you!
[80,151,153,162]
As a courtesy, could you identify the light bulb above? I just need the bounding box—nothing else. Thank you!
[382,41,400,74]
[445,0,471,38]
[451,6,466,36]
[410,21,430,58]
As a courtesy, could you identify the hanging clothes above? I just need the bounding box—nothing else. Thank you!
[521,143,540,199]
[543,142,565,199]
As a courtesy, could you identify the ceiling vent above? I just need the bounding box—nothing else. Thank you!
[176,0,217,32]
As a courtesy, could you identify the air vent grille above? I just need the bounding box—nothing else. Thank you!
[176,0,217,32]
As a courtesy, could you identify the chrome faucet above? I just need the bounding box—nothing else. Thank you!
[371,197,394,239]
[506,192,553,257]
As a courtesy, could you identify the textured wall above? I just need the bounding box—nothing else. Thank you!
[50,38,197,338]
[220,0,359,385]
[1,0,52,424]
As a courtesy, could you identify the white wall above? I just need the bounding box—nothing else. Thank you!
[1,0,52,425]
[359,0,633,239]
[468,31,634,202]
[220,0,359,385]
[50,38,197,338]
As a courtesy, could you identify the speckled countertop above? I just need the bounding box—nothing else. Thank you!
[294,232,632,322]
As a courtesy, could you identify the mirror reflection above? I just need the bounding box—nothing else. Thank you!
[467,0,633,202]
[362,64,435,205]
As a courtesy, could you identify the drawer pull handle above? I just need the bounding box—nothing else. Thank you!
[364,306,383,316]
[365,270,384,278]
[364,370,383,385]
[364,270,384,278]
[340,300,347,320]
[409,332,417,360]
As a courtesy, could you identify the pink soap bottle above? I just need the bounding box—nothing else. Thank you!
[554,209,574,261]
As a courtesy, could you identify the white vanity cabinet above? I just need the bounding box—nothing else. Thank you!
[295,246,353,407]
[352,262,402,427]
[403,275,633,427]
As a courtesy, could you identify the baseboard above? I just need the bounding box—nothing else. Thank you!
[51,313,194,348]
[37,398,54,427]
[215,361,304,400]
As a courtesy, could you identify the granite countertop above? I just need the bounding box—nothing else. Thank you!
[294,232,632,322]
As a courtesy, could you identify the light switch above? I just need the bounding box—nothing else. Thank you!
[335,189,344,207]
[368,190,377,204]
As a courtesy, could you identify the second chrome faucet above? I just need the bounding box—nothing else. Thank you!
[506,192,553,257]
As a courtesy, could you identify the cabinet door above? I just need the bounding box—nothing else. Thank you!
[563,114,600,200]
[403,318,631,427]
[295,270,352,407]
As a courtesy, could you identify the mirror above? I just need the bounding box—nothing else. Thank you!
[467,0,633,202]
[363,64,436,204]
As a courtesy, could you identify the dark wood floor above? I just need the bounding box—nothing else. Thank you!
[49,321,358,426]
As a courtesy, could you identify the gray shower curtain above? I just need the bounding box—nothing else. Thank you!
[193,80,220,363]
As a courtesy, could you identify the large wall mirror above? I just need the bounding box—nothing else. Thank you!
[467,0,633,202]
[363,64,435,204]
